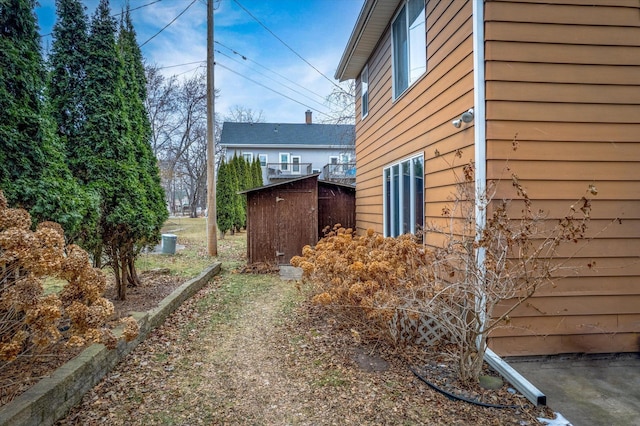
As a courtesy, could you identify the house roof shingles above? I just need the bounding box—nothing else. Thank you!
[219,122,355,149]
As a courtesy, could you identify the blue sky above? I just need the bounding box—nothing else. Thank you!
[35,0,364,124]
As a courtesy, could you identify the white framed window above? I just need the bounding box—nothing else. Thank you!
[392,0,426,99]
[361,65,369,118]
[280,152,290,171]
[242,152,253,163]
[291,156,301,174]
[383,154,424,237]
[329,156,339,165]
[258,154,268,167]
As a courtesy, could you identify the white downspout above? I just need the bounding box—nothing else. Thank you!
[473,0,488,344]
[473,0,546,406]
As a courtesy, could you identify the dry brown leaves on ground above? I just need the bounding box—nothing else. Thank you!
[0,272,184,407]
[57,272,553,425]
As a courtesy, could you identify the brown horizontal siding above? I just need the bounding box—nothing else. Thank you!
[495,295,640,318]
[487,81,640,104]
[535,276,640,297]
[489,333,638,357]
[487,122,640,143]
[488,101,639,124]
[486,1,640,26]
[486,41,640,66]
[355,1,475,234]
[486,62,640,85]
[485,1,640,355]
[486,21,640,46]
[488,159,639,181]
[488,140,640,162]
[490,314,640,338]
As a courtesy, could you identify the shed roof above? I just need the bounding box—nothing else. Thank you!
[335,0,399,81]
[220,122,355,149]
[238,174,321,195]
[239,174,355,195]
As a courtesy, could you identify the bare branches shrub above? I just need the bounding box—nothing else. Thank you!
[421,161,593,383]
[293,161,594,384]
[0,191,138,367]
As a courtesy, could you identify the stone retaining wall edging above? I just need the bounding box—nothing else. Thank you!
[0,262,222,426]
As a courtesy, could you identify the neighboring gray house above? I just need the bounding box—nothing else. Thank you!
[219,111,356,185]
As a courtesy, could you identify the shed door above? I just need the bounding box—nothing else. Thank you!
[275,190,317,265]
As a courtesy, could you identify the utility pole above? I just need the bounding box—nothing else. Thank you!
[206,0,218,256]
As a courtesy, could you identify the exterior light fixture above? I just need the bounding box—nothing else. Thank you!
[452,108,474,128]
[461,108,474,123]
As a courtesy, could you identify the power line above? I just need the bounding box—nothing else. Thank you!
[214,49,329,111]
[214,40,335,107]
[231,0,349,96]
[39,0,163,38]
[215,61,335,120]
[157,60,205,70]
[140,0,198,47]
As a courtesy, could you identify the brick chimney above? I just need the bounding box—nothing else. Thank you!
[305,110,312,124]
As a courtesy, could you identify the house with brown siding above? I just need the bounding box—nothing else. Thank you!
[335,0,640,356]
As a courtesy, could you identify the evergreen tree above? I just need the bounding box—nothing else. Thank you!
[118,5,168,287]
[216,160,237,238]
[48,0,88,164]
[252,158,263,188]
[0,0,98,237]
[81,0,141,299]
[229,154,246,230]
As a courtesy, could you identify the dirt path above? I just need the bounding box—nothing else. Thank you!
[59,272,550,425]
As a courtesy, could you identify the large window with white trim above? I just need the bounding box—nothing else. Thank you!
[384,155,424,237]
[392,0,426,99]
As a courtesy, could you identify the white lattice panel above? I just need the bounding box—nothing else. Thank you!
[389,309,451,346]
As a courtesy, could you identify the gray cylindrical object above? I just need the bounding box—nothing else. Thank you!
[161,234,177,254]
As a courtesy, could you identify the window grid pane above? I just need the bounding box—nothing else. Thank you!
[383,154,424,238]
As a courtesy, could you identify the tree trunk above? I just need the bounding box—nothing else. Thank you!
[126,253,141,287]
[113,248,126,301]
[119,249,129,300]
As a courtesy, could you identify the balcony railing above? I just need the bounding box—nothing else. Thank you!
[323,163,356,183]
[267,163,313,179]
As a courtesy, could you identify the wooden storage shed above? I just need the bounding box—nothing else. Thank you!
[242,174,355,265]
[318,180,356,237]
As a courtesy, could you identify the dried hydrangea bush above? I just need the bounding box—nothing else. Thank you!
[0,190,138,364]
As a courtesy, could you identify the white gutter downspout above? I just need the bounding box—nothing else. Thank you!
[472,0,546,407]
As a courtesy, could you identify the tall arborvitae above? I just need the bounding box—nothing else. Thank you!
[48,0,88,164]
[82,0,140,299]
[0,0,45,187]
[252,158,263,188]
[118,5,168,287]
[229,154,247,231]
[0,0,97,237]
[216,160,238,238]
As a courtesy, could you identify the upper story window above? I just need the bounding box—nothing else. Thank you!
[242,152,253,163]
[258,154,267,167]
[361,65,369,118]
[392,0,426,99]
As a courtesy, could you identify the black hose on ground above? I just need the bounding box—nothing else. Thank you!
[409,366,520,409]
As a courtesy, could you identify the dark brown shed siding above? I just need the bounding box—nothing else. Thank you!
[484,0,640,356]
[317,182,356,237]
[245,176,318,265]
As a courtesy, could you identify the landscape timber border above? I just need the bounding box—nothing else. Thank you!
[0,262,222,426]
